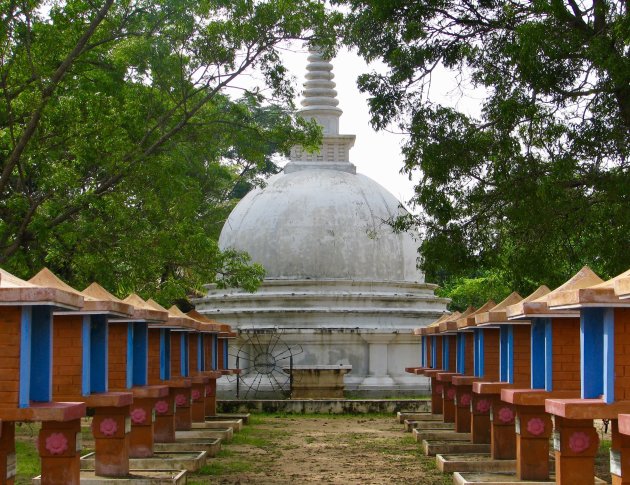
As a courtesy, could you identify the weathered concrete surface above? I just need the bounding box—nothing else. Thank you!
[413,429,471,441]
[397,411,442,423]
[191,419,242,432]
[453,472,606,484]
[219,399,430,415]
[437,454,516,473]
[154,439,221,457]
[80,451,207,472]
[176,429,232,443]
[423,440,490,456]
[32,470,187,484]
[205,414,250,424]
[405,420,454,432]
[284,365,352,399]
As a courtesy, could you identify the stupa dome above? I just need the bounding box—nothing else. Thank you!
[219,169,424,283]
[219,50,423,283]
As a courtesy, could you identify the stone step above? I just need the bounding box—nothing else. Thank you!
[436,454,515,473]
[205,413,250,424]
[33,470,187,484]
[413,428,471,441]
[155,437,221,457]
[80,451,207,472]
[422,440,490,456]
[397,412,442,423]
[453,472,606,485]
[192,419,242,432]
[175,428,233,442]
[405,420,454,432]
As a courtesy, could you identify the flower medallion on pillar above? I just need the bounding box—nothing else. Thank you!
[130,407,147,425]
[460,394,471,406]
[155,400,169,414]
[476,399,491,413]
[175,394,187,406]
[446,388,456,399]
[100,418,118,437]
[569,432,591,453]
[192,389,201,400]
[45,433,69,455]
[526,417,545,436]
[498,407,515,424]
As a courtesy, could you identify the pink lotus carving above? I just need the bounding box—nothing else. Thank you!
[100,418,118,437]
[45,433,68,455]
[476,399,491,413]
[191,389,201,400]
[460,393,471,406]
[569,432,591,453]
[175,394,187,406]
[155,400,169,414]
[498,407,515,423]
[435,384,443,394]
[130,407,147,424]
[527,417,545,436]
[446,388,456,399]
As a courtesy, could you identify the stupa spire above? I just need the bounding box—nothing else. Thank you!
[299,50,343,134]
[286,49,356,174]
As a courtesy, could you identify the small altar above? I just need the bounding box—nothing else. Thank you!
[283,365,352,399]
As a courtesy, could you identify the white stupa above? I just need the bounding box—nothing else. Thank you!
[193,51,448,396]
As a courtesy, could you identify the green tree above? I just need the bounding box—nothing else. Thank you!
[340,0,630,301]
[0,0,337,303]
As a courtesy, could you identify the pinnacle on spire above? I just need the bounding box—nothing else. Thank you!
[299,50,343,135]
[286,49,356,174]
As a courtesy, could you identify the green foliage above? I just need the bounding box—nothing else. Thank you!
[338,0,630,298]
[0,0,339,302]
[436,269,515,312]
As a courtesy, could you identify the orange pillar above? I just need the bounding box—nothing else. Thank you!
[38,419,82,485]
[515,406,552,480]
[490,399,516,459]
[205,379,218,416]
[611,420,630,485]
[191,381,206,423]
[470,394,492,444]
[91,405,131,477]
[430,377,443,415]
[454,385,472,433]
[153,392,176,443]
[554,416,599,485]
[173,386,192,431]
[129,398,156,458]
[0,421,15,485]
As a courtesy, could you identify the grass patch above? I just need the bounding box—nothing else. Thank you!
[15,441,40,485]
[194,449,254,477]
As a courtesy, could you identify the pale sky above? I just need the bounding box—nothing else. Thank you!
[276,45,483,213]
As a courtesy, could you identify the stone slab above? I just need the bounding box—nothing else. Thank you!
[176,428,233,442]
[397,412,442,423]
[80,451,207,472]
[405,420,454,432]
[436,454,515,473]
[453,472,606,485]
[413,428,471,441]
[205,413,250,424]
[423,440,490,456]
[32,470,187,485]
[192,419,242,432]
[154,438,221,457]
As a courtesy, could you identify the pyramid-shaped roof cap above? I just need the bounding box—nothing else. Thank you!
[457,301,495,329]
[82,283,134,316]
[0,267,83,308]
[475,292,524,325]
[438,311,464,333]
[416,312,451,335]
[29,268,131,315]
[121,293,169,323]
[547,268,630,309]
[186,310,222,332]
[507,266,603,319]
[615,273,630,300]
[167,305,202,331]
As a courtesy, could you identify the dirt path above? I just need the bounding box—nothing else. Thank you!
[189,414,452,484]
